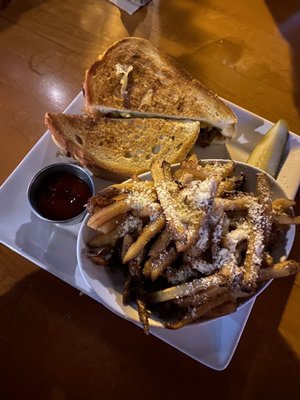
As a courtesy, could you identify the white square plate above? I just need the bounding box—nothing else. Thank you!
[1,92,299,370]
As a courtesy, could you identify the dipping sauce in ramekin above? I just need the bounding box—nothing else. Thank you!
[28,163,94,223]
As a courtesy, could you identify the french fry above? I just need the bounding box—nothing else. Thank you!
[123,274,134,305]
[88,227,119,248]
[96,216,119,234]
[121,233,133,261]
[215,160,235,178]
[88,200,131,229]
[164,290,233,329]
[144,246,178,281]
[201,160,235,179]
[217,174,245,196]
[87,186,121,212]
[123,214,165,263]
[111,193,129,202]
[258,260,300,281]
[242,223,264,289]
[257,172,272,243]
[146,273,226,303]
[274,215,300,225]
[180,165,209,180]
[272,198,296,211]
[216,196,255,211]
[174,286,227,308]
[148,228,171,257]
[136,297,149,335]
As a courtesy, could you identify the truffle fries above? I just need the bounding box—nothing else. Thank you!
[123,214,166,263]
[151,159,219,252]
[85,155,300,331]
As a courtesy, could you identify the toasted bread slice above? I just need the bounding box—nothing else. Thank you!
[83,37,237,141]
[45,113,200,180]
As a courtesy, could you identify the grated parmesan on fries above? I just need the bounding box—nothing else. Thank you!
[84,155,300,333]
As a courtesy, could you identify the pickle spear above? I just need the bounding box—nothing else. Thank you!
[247,119,289,177]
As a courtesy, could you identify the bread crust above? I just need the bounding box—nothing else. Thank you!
[83,37,237,138]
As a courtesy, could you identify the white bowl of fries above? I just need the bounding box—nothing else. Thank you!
[77,157,299,332]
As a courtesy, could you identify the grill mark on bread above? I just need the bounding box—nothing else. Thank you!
[83,37,237,139]
[45,112,200,180]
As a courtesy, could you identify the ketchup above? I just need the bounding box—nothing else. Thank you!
[35,173,91,221]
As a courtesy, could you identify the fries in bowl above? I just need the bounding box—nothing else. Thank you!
[77,155,300,333]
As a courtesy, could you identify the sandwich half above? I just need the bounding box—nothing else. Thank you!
[45,112,200,179]
[83,37,237,145]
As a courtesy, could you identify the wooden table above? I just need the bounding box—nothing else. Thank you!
[0,0,299,398]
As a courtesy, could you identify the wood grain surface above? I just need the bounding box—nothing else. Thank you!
[0,1,299,398]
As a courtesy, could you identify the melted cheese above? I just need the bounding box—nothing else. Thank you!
[115,64,133,99]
